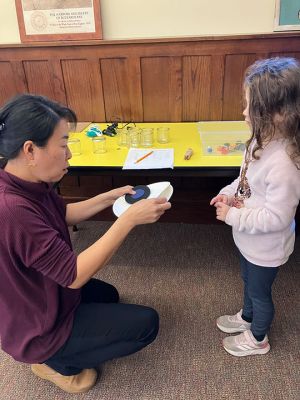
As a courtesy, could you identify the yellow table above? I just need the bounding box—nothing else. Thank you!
[69,122,249,172]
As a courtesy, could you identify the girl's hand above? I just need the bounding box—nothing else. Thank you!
[210,194,229,206]
[121,197,171,226]
[215,202,231,221]
[106,186,135,203]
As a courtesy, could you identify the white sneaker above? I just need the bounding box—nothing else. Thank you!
[222,330,270,357]
[216,309,251,333]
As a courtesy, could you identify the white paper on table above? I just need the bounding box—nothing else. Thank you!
[122,148,174,169]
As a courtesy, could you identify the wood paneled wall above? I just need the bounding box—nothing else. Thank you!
[1,33,300,223]
[1,33,300,122]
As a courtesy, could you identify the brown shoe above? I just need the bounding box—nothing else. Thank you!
[31,363,98,393]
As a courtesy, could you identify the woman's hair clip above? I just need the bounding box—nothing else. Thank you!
[0,122,5,132]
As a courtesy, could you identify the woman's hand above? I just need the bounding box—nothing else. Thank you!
[106,185,136,204]
[120,197,171,226]
[210,194,230,206]
[66,185,136,225]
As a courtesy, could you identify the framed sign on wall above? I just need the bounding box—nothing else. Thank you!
[274,0,300,31]
[15,0,102,42]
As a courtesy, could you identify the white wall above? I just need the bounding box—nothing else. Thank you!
[0,0,277,44]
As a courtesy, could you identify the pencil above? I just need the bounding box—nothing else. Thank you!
[134,150,154,164]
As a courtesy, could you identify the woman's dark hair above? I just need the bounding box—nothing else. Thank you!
[0,94,77,164]
[244,57,300,167]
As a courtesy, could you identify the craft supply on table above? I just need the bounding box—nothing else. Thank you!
[134,150,154,164]
[197,121,250,156]
[86,124,102,137]
[215,141,246,155]
[103,122,118,136]
[184,148,193,160]
[123,148,174,170]
[202,137,247,155]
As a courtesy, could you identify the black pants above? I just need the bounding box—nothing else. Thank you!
[44,279,159,375]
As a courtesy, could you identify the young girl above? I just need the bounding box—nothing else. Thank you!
[210,57,300,357]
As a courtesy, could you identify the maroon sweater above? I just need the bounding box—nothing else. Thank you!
[0,168,80,363]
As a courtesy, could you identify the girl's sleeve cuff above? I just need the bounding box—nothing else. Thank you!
[225,206,240,227]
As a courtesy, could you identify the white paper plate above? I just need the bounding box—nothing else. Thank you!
[113,181,173,217]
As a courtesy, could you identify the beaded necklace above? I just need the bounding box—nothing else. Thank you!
[232,145,253,208]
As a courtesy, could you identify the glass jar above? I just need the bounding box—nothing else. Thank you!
[127,127,141,148]
[116,127,128,147]
[68,137,81,156]
[157,127,170,144]
[140,128,154,147]
[92,135,107,154]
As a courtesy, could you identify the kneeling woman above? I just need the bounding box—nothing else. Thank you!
[0,94,171,393]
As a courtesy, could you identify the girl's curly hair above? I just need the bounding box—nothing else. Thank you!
[244,57,300,168]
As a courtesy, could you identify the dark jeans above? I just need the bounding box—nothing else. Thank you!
[240,253,279,337]
[44,279,159,376]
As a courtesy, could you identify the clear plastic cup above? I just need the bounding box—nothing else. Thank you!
[92,136,107,154]
[157,127,170,144]
[68,138,81,156]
